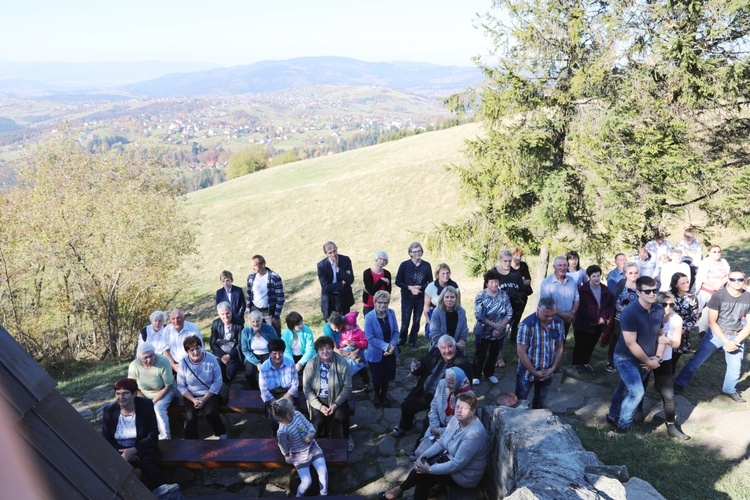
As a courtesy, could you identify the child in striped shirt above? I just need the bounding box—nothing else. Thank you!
[272,398,329,496]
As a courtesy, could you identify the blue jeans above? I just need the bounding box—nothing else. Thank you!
[609,353,650,429]
[674,330,744,394]
[515,371,553,409]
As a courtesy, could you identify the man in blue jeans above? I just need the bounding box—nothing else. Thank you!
[607,276,664,433]
[515,297,565,408]
[674,269,750,403]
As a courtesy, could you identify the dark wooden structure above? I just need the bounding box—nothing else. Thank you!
[156,438,349,469]
[170,389,356,415]
[0,327,153,499]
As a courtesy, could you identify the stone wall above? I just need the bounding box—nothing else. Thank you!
[480,406,665,499]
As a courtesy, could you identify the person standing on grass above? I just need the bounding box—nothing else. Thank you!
[515,297,565,409]
[607,253,628,290]
[246,255,286,333]
[674,269,750,403]
[395,242,432,349]
[606,276,665,434]
[540,256,579,339]
[215,270,246,327]
[572,266,613,373]
[317,242,355,319]
[605,262,639,373]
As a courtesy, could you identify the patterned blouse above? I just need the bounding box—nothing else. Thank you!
[674,292,699,352]
[473,289,513,339]
[614,286,638,321]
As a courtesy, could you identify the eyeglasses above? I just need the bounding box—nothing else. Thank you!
[659,302,675,308]
[639,288,658,295]
[729,277,745,283]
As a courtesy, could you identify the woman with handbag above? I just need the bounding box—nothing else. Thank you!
[378,392,488,499]
[176,336,227,439]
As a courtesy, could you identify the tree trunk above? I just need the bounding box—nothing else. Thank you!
[530,244,550,312]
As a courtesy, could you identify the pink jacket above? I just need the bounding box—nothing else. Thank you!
[339,325,368,349]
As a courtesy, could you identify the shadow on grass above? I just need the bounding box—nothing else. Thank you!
[285,270,319,296]
[572,420,746,499]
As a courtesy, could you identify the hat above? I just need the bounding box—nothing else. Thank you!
[344,311,359,325]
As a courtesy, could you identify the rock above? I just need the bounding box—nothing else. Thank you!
[378,435,397,455]
[82,384,113,404]
[583,464,630,482]
[623,477,666,499]
[585,474,627,497]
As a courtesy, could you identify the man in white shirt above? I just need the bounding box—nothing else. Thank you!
[163,308,202,371]
[246,255,286,333]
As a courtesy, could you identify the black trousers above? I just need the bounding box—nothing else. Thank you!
[572,325,602,365]
[400,469,461,500]
[399,391,432,430]
[184,395,225,439]
[473,337,503,379]
[310,400,350,439]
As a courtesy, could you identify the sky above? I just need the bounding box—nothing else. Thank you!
[3,0,495,67]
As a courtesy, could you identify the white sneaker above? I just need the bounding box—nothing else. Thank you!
[472,378,481,385]
[488,376,499,384]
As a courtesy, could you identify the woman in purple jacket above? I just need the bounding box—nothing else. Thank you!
[572,265,613,373]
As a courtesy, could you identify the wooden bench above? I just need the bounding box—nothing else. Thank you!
[169,390,356,415]
[156,438,348,469]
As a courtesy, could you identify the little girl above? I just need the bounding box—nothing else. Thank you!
[272,398,329,496]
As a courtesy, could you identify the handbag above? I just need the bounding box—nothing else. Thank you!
[184,359,229,405]
[426,449,450,465]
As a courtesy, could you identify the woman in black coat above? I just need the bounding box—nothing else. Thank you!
[101,378,164,489]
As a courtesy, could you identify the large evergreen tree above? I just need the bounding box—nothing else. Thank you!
[436,0,750,275]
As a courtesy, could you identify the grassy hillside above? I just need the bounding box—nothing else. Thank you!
[184,122,483,327]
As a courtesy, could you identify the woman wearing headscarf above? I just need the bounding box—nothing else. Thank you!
[411,367,472,460]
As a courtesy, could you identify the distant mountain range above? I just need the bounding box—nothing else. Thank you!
[0,57,482,99]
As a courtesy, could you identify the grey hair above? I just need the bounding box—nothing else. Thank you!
[373,250,389,264]
[247,310,263,322]
[216,301,232,314]
[437,335,456,348]
[623,262,639,273]
[150,310,166,322]
[499,249,512,259]
[137,342,156,356]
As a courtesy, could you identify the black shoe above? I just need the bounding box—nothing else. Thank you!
[392,426,405,437]
[725,392,746,403]
[382,396,391,408]
[605,362,615,373]
[374,397,381,409]
[633,407,644,425]
[674,385,684,396]
[666,423,690,440]
[615,425,630,434]
[606,414,617,428]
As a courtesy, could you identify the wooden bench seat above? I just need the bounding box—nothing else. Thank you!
[156,438,348,469]
[169,390,356,415]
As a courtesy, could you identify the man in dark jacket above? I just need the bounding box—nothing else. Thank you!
[317,241,355,318]
[392,335,473,436]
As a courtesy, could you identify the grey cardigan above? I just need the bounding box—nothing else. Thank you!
[429,306,469,349]
[423,416,489,488]
[302,352,352,413]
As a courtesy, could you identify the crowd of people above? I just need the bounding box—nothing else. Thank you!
[103,232,749,496]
